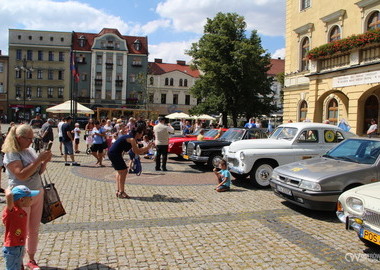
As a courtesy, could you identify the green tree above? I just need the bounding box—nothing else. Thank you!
[187,12,277,127]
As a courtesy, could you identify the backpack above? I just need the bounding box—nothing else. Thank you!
[128,150,142,176]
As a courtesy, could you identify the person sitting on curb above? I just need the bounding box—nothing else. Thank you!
[213,159,231,192]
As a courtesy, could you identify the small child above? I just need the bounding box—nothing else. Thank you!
[73,123,81,153]
[3,185,40,270]
[213,159,231,192]
[141,135,154,159]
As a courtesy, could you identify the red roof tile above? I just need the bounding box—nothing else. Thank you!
[268,58,285,76]
[148,61,200,78]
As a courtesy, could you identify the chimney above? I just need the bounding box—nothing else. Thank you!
[177,60,186,65]
[154,58,162,63]
[0,50,2,55]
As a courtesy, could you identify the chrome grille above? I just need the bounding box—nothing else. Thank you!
[227,157,239,167]
[277,175,301,186]
[364,209,380,229]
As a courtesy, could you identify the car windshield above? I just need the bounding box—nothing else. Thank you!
[219,129,245,141]
[323,139,380,165]
[269,127,298,140]
[204,129,218,137]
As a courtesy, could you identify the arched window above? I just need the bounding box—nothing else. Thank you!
[165,78,169,86]
[301,37,310,71]
[179,79,183,86]
[149,77,154,85]
[329,26,341,42]
[170,78,174,86]
[133,39,142,51]
[327,98,338,125]
[78,35,86,47]
[184,79,188,87]
[299,100,308,122]
[367,11,380,30]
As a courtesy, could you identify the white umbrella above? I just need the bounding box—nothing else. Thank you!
[193,114,216,120]
[46,100,94,114]
[166,112,190,119]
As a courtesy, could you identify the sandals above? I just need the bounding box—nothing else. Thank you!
[117,191,130,199]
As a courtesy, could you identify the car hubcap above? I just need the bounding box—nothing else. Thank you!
[255,164,273,186]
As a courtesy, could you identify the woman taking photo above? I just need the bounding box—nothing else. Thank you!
[108,125,153,199]
[2,124,52,269]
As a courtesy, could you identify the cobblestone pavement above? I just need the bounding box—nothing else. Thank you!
[0,137,379,269]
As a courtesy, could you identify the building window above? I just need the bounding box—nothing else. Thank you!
[39,36,43,41]
[301,37,310,71]
[117,56,123,65]
[18,35,21,40]
[28,36,32,40]
[179,79,183,87]
[47,87,53,98]
[115,90,121,100]
[0,83,3,93]
[301,0,310,10]
[26,71,32,79]
[129,74,136,83]
[59,52,64,61]
[15,70,21,79]
[16,87,21,98]
[77,54,85,63]
[38,51,43,61]
[37,70,43,79]
[81,73,87,81]
[0,63,3,72]
[133,39,142,51]
[58,70,64,80]
[50,37,53,41]
[165,78,169,86]
[329,26,341,42]
[58,88,63,98]
[299,100,308,122]
[96,55,102,65]
[26,87,31,98]
[170,78,174,86]
[173,94,178,105]
[48,70,53,80]
[106,72,112,82]
[327,98,338,125]
[78,35,86,47]
[149,93,154,103]
[184,79,188,87]
[27,50,33,61]
[367,11,380,30]
[37,87,42,98]
[132,57,142,66]
[161,93,166,104]
[149,77,154,85]
[16,49,22,60]
[185,95,190,105]
[96,72,102,80]
[48,51,54,61]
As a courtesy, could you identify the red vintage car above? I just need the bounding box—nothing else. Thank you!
[168,129,226,156]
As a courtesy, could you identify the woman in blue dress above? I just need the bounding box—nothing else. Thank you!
[108,126,153,198]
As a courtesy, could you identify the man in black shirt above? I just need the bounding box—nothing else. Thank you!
[61,116,80,166]
[40,118,54,150]
[29,113,44,129]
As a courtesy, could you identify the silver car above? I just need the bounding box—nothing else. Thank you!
[270,138,380,211]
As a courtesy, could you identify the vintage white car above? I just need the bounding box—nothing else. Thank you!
[222,122,356,188]
[337,181,380,247]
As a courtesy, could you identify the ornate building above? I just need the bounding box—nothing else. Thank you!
[0,50,8,120]
[284,0,380,135]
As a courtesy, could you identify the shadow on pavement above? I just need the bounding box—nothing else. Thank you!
[41,267,65,270]
[280,201,341,223]
[129,194,195,203]
[231,178,273,191]
[74,263,115,270]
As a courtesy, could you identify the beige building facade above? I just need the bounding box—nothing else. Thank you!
[0,51,8,120]
[284,0,380,135]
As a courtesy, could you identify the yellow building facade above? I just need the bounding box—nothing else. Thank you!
[284,0,380,135]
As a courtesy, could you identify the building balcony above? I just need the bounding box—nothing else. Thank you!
[106,63,113,69]
[115,80,123,87]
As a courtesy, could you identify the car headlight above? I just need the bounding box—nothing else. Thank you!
[196,145,202,156]
[182,143,186,152]
[299,180,321,191]
[240,151,245,160]
[271,171,279,180]
[347,197,364,214]
[169,143,173,149]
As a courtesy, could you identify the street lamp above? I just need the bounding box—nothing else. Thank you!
[15,57,33,122]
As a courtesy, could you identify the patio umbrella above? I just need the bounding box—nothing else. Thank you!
[193,114,216,120]
[46,100,94,114]
[165,112,190,119]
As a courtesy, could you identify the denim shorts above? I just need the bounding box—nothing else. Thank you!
[63,140,74,155]
[3,246,24,270]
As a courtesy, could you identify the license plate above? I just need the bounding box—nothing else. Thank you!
[361,229,380,246]
[277,185,292,196]
[183,155,189,160]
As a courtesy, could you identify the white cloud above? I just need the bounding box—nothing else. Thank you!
[148,40,195,63]
[131,19,171,36]
[272,48,285,59]
[156,0,285,36]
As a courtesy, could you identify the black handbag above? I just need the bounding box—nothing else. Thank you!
[41,170,66,224]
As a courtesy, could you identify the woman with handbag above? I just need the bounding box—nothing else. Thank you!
[108,125,153,199]
[2,124,52,270]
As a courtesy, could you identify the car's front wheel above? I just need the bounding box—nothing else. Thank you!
[250,161,275,188]
[208,153,223,168]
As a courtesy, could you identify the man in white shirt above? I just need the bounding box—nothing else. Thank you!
[367,119,378,138]
[153,117,174,171]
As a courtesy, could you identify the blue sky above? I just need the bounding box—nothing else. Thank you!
[0,0,285,63]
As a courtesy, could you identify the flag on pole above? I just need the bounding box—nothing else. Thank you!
[70,51,80,83]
